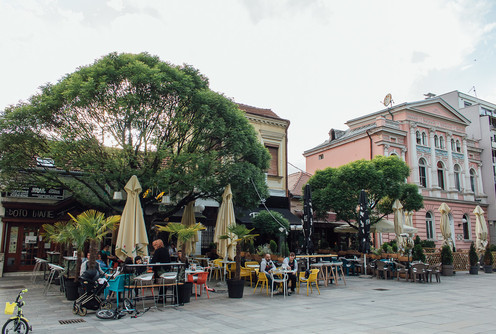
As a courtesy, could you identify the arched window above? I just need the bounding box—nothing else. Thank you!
[437,161,445,190]
[454,164,461,191]
[419,158,427,188]
[462,214,470,240]
[434,135,439,148]
[422,132,427,146]
[426,212,434,239]
[451,139,455,151]
[439,136,445,149]
[456,140,461,153]
[416,131,421,145]
[470,168,477,193]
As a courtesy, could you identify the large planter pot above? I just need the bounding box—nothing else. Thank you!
[178,282,193,304]
[65,279,80,301]
[442,264,454,276]
[484,265,493,273]
[226,279,245,298]
[469,266,479,275]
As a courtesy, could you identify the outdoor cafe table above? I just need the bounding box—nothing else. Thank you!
[296,254,337,269]
[122,262,187,299]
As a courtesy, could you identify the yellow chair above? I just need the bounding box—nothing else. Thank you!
[253,269,269,295]
[226,263,236,279]
[208,259,223,281]
[297,269,321,296]
[240,266,253,287]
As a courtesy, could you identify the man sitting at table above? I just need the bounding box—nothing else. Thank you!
[260,253,276,292]
[283,252,298,294]
[151,239,171,302]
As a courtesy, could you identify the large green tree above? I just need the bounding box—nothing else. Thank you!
[0,52,270,217]
[308,155,423,228]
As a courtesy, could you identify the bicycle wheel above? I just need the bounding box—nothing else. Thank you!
[72,304,79,315]
[95,309,116,320]
[2,318,30,334]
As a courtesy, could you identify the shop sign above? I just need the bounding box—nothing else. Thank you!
[7,187,64,200]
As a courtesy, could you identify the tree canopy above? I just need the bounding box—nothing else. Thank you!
[0,52,271,216]
[308,155,423,227]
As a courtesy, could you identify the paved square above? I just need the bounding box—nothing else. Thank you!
[1,272,495,333]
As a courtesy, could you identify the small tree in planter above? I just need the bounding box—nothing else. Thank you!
[220,224,258,298]
[441,245,454,276]
[469,242,479,275]
[483,245,493,273]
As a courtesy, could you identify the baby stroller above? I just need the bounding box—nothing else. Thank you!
[72,269,111,316]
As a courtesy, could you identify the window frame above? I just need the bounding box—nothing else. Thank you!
[426,212,435,240]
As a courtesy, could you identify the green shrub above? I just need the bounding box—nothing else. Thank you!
[469,242,479,267]
[381,242,389,252]
[392,243,398,253]
[420,240,436,248]
[281,241,289,257]
[269,240,277,254]
[256,244,271,256]
[414,235,421,246]
[441,245,453,265]
[484,245,494,265]
[412,244,426,262]
[489,244,496,252]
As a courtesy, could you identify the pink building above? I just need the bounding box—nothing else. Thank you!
[304,97,489,250]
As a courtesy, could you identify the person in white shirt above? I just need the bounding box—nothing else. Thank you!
[282,252,298,294]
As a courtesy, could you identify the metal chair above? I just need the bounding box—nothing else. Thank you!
[160,271,179,306]
[31,257,48,283]
[133,272,155,309]
[44,264,65,295]
[270,270,288,298]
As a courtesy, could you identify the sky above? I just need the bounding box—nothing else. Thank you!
[1,0,496,174]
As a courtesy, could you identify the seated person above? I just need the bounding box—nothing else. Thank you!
[168,243,177,257]
[133,256,147,275]
[96,252,110,273]
[177,250,189,282]
[80,252,106,278]
[207,247,219,260]
[282,252,298,294]
[150,239,171,276]
[260,253,276,291]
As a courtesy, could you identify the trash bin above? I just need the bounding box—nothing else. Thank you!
[177,282,192,304]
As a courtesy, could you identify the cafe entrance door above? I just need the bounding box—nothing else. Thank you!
[4,223,46,272]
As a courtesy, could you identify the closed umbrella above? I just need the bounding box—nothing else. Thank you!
[213,184,236,261]
[178,201,197,256]
[115,175,149,261]
[392,199,405,250]
[474,205,488,253]
[439,203,452,250]
[303,184,314,255]
[358,190,371,254]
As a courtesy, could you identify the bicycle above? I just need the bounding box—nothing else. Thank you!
[95,297,148,320]
[2,289,32,334]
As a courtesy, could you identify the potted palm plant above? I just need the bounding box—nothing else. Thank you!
[220,223,258,298]
[44,210,120,300]
[156,222,205,303]
[441,245,454,276]
[483,245,493,273]
[469,242,479,275]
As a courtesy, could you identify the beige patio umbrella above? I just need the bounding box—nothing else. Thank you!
[115,175,149,261]
[392,199,405,249]
[178,201,197,256]
[474,205,488,253]
[213,184,236,260]
[439,203,453,250]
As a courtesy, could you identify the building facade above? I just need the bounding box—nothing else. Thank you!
[304,97,488,250]
[436,91,496,243]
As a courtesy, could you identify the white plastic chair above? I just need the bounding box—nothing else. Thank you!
[270,270,288,298]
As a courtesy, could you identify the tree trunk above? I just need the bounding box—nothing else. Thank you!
[235,243,241,280]
[88,239,100,270]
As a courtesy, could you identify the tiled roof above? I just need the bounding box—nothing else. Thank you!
[288,171,312,197]
[237,103,282,120]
